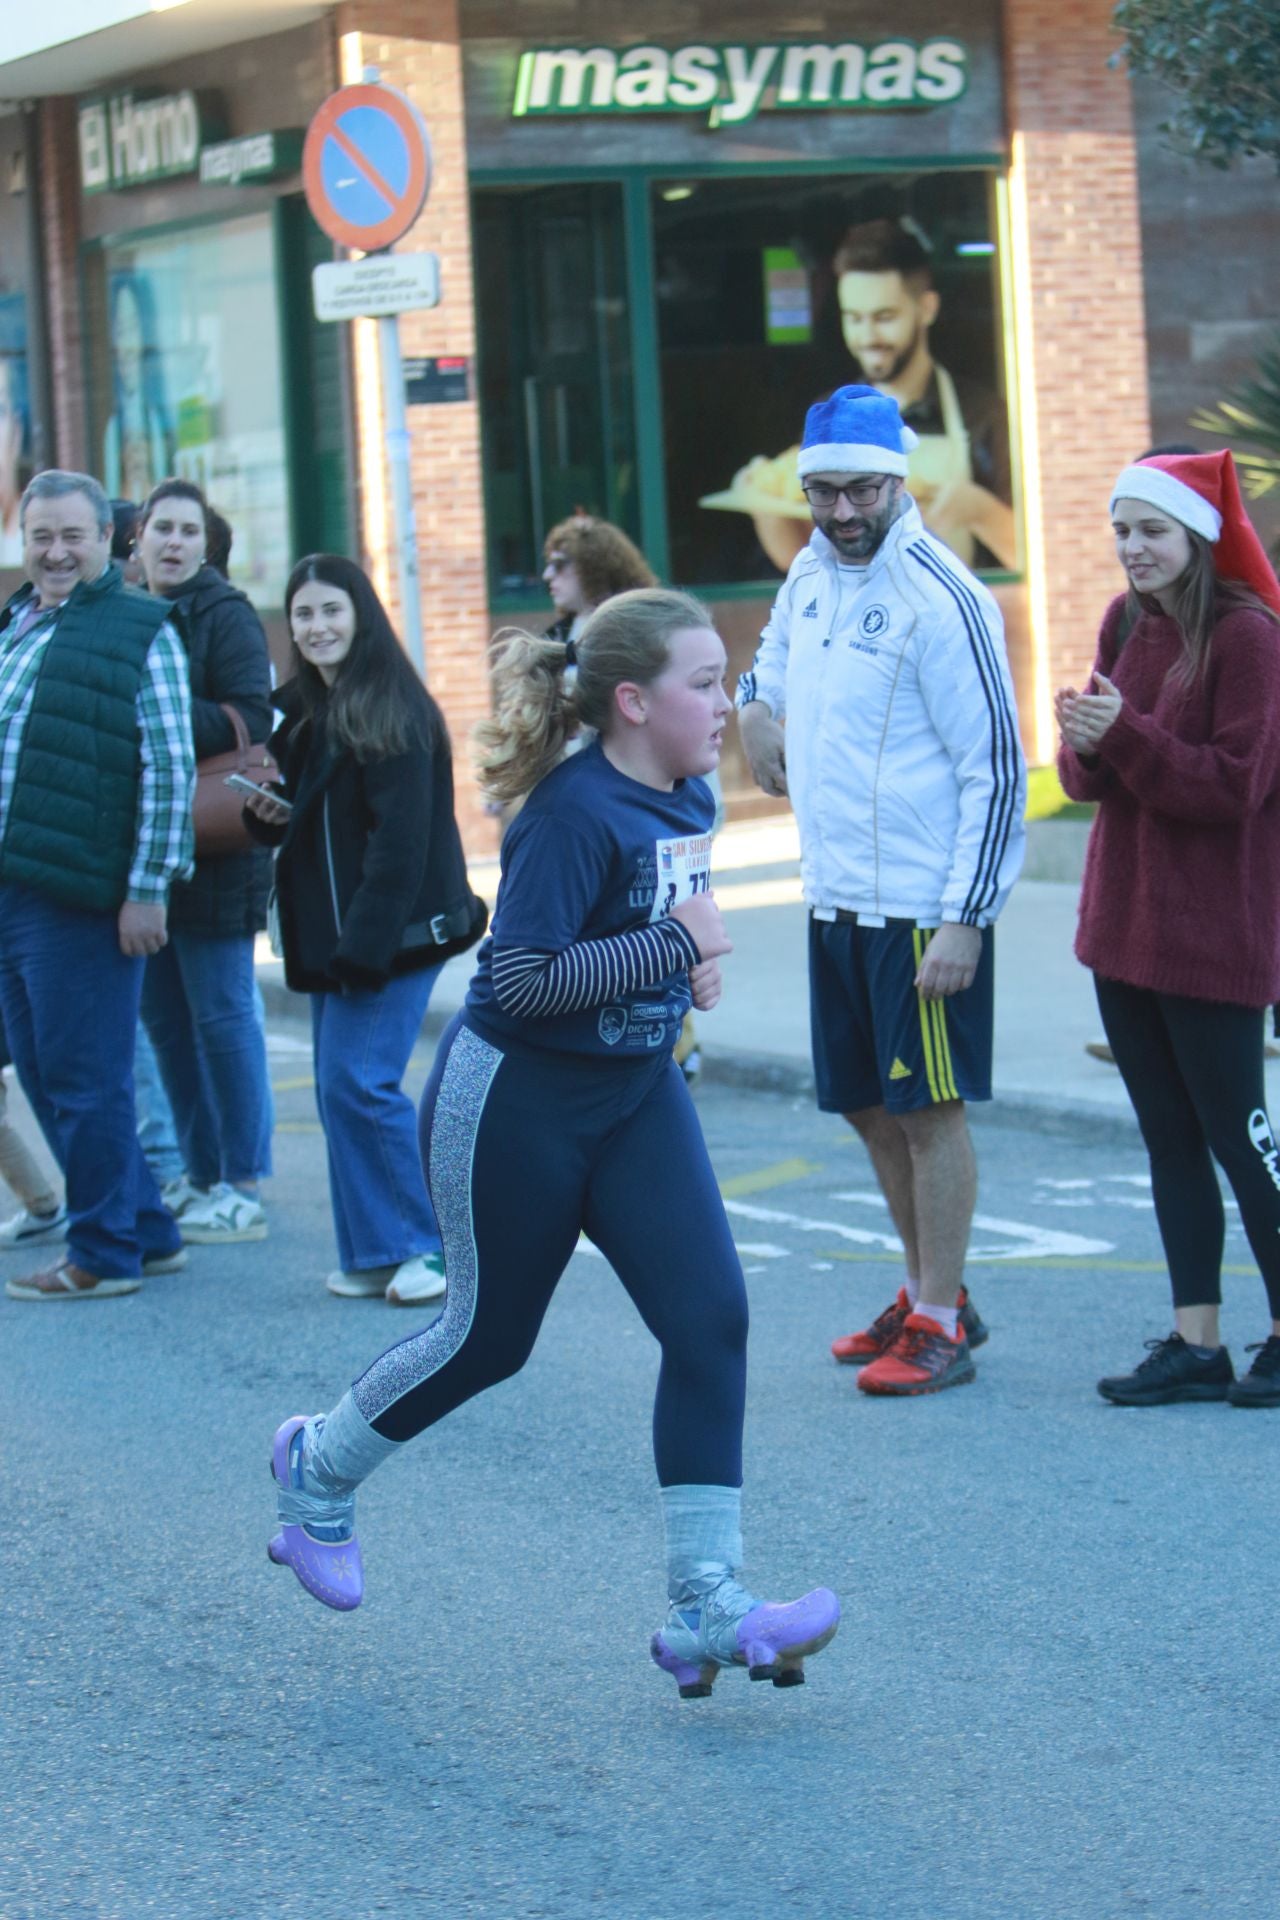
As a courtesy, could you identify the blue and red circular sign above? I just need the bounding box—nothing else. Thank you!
[303,83,431,252]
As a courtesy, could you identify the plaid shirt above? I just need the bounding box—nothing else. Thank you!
[0,585,195,904]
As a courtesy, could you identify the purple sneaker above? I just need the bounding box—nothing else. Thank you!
[267,1414,364,1612]
[650,1585,840,1698]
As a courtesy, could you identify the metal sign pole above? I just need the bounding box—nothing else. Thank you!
[377,308,425,679]
[303,71,433,680]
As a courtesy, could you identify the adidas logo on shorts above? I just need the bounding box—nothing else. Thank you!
[889,1057,913,1081]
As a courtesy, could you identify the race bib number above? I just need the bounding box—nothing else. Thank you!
[649,831,713,923]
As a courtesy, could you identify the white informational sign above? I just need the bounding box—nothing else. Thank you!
[311,253,441,322]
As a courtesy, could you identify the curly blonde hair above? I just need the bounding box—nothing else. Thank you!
[473,587,714,805]
[543,515,656,608]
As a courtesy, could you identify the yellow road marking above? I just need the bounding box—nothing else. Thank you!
[271,1076,315,1093]
[275,1121,323,1135]
[719,1158,823,1199]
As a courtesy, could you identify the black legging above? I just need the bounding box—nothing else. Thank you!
[1096,976,1280,1316]
[349,1015,750,1486]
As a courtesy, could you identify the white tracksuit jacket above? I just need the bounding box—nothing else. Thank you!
[737,503,1026,928]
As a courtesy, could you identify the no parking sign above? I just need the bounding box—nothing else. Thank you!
[302,81,431,252]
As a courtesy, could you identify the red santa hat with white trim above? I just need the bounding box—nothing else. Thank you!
[1109,450,1280,614]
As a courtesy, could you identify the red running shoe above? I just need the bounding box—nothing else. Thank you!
[831,1288,910,1364]
[857,1311,977,1396]
[832,1287,988,1365]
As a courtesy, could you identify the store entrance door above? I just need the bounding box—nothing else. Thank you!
[473,182,638,598]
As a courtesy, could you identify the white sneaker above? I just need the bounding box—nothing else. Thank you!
[0,1202,67,1248]
[325,1265,394,1298]
[161,1176,210,1219]
[385,1253,447,1307]
[179,1183,268,1244]
[143,1248,189,1276]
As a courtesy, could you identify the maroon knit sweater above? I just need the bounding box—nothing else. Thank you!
[1058,594,1280,1007]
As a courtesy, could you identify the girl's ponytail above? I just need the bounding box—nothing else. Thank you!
[473,588,714,805]
[473,628,578,804]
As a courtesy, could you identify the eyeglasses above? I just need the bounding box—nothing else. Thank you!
[801,477,893,510]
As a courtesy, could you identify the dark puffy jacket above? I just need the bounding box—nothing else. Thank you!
[164,566,273,937]
[246,685,487,995]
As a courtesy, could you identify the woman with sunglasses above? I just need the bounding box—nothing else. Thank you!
[541,514,656,650]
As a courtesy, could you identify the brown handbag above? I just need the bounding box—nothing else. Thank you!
[193,703,280,859]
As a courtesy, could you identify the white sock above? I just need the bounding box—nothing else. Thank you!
[904,1273,920,1305]
[913,1299,960,1337]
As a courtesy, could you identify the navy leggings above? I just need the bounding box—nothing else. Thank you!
[348,1015,749,1486]
[1096,976,1280,1316]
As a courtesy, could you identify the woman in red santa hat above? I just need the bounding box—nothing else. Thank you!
[1056,449,1280,1409]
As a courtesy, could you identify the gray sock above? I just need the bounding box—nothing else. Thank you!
[305,1392,401,1495]
[660,1483,747,1606]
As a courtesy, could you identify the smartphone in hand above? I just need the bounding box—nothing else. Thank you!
[224,773,293,811]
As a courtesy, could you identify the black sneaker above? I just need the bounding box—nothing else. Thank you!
[1098,1333,1234,1406]
[958,1286,988,1353]
[1226,1335,1280,1408]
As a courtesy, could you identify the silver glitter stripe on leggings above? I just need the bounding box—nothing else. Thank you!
[351,1024,503,1424]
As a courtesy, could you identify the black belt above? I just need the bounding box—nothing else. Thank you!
[401,902,476,947]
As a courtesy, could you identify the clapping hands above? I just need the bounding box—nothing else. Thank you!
[1055,673,1123,754]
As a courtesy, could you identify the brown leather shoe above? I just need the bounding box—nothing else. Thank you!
[5,1260,142,1301]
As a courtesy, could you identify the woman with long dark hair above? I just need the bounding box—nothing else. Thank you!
[243,556,485,1307]
[1057,450,1280,1408]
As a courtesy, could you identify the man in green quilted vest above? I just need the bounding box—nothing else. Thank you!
[0,470,195,1301]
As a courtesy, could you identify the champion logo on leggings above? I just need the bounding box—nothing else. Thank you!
[1247,1109,1280,1197]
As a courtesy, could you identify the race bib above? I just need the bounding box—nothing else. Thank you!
[649,831,713,923]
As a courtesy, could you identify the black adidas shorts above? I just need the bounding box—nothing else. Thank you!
[808,916,994,1116]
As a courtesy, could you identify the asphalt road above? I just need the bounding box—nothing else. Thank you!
[3,1025,1275,1920]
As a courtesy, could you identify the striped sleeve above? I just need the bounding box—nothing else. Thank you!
[907,541,1026,927]
[129,621,196,904]
[491,919,702,1019]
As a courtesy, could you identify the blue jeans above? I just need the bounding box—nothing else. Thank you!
[134,1022,187,1186]
[311,967,442,1272]
[0,884,181,1276]
[141,931,273,1188]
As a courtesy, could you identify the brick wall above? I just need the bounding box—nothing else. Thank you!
[36,99,87,476]
[335,0,497,852]
[1003,0,1151,758]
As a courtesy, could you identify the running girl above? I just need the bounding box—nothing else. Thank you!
[266,587,840,1698]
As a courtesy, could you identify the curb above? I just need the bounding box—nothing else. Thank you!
[258,972,1140,1147]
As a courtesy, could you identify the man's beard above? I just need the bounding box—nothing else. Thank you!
[816,493,901,561]
[857,320,923,387]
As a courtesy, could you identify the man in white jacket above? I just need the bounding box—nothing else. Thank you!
[737,385,1026,1395]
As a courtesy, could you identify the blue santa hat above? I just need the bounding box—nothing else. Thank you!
[796,384,919,480]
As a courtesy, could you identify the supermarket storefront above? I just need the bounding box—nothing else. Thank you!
[460,0,1028,806]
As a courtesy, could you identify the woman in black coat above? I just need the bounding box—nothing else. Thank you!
[244,554,485,1308]
[135,480,274,1244]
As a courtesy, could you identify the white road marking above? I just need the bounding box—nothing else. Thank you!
[830,1190,1114,1260]
[733,1242,790,1259]
[726,1197,902,1251]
